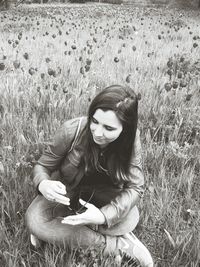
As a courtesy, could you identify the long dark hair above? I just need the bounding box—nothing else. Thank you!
[82,85,138,183]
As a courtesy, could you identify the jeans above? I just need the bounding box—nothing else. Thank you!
[25,184,139,250]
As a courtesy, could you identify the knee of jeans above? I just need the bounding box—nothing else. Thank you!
[25,200,45,235]
[25,205,36,233]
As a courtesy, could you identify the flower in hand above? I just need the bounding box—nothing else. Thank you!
[61,199,106,226]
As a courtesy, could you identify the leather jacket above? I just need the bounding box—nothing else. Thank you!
[32,116,144,228]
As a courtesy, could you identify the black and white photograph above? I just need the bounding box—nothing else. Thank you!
[0,0,200,266]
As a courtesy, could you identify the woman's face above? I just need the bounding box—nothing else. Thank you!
[90,108,123,148]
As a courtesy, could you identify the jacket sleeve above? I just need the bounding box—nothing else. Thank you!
[32,118,79,189]
[100,129,144,228]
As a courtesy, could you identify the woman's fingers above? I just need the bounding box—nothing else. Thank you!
[39,180,68,202]
[54,182,67,195]
[61,214,85,225]
[79,198,93,209]
[52,192,70,205]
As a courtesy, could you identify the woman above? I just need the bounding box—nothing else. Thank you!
[25,85,153,267]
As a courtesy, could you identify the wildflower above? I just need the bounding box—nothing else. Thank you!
[180,81,187,88]
[132,45,136,51]
[172,81,179,89]
[53,84,58,91]
[86,59,92,66]
[114,57,119,63]
[80,67,84,74]
[193,43,198,48]
[186,94,192,101]
[48,68,56,77]
[45,57,51,63]
[164,83,172,92]
[18,34,22,40]
[137,93,142,100]
[167,60,173,68]
[125,74,131,83]
[167,69,173,76]
[29,68,36,75]
[13,60,20,69]
[177,72,183,79]
[63,88,68,93]
[85,65,90,72]
[0,62,5,71]
[23,53,29,60]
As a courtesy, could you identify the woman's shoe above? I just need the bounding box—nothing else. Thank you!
[117,232,154,267]
[30,234,42,249]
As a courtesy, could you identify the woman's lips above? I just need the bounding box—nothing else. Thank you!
[93,136,104,142]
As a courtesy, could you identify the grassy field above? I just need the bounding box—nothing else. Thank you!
[0,3,200,266]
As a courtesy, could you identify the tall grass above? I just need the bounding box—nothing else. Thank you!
[0,4,200,266]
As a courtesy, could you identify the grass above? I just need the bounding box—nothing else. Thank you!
[0,3,200,266]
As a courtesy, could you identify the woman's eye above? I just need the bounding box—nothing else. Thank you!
[92,117,98,124]
[105,126,114,131]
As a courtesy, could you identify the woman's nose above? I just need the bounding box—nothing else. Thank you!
[94,126,103,137]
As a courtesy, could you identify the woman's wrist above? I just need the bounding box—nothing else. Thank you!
[38,179,45,193]
[98,210,107,225]
[33,171,48,186]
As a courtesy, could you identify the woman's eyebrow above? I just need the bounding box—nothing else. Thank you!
[92,116,117,129]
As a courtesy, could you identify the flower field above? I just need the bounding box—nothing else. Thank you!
[0,3,200,266]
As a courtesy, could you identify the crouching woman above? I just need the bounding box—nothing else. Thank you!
[25,85,154,267]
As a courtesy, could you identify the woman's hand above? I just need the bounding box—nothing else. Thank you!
[61,199,106,226]
[38,180,70,206]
